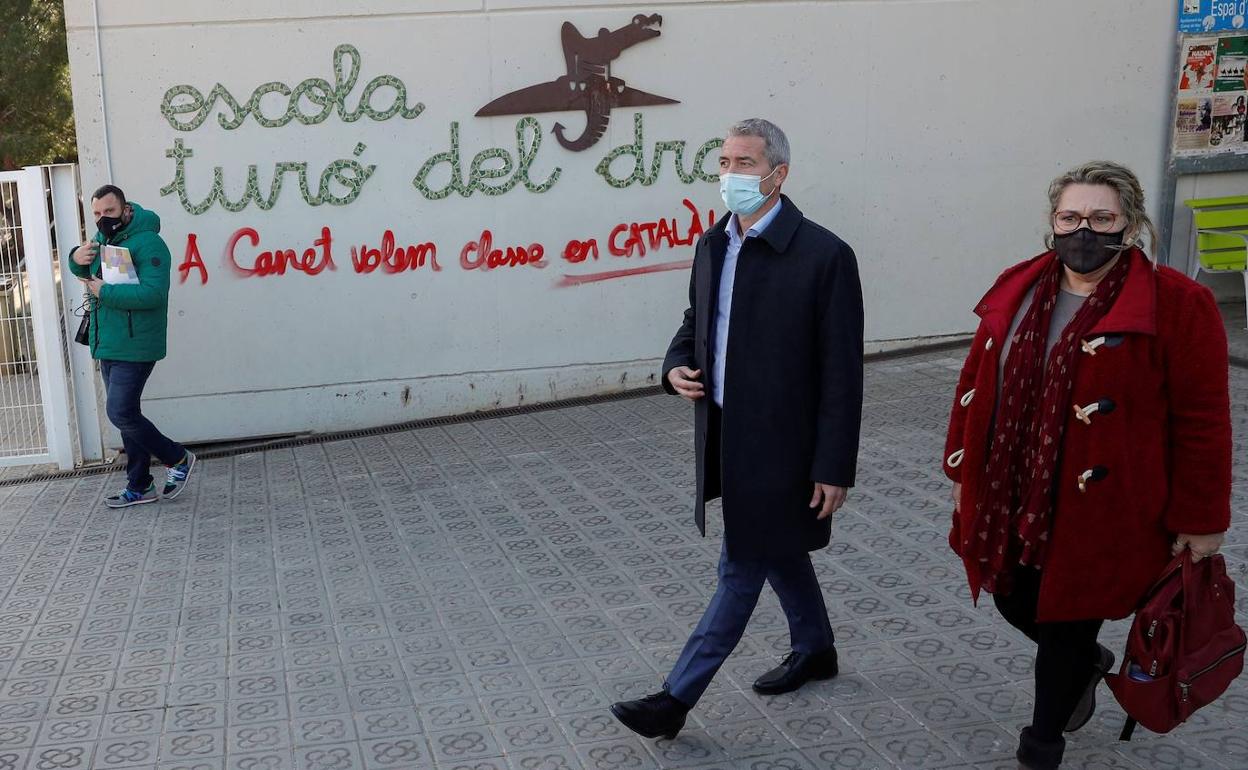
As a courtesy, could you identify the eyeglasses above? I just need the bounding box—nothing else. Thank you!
[1052,210,1123,234]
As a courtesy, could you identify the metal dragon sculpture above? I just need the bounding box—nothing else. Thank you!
[476,14,679,152]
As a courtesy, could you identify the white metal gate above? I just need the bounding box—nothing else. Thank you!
[0,167,78,469]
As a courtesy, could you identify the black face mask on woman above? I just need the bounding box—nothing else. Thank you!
[1053,227,1124,274]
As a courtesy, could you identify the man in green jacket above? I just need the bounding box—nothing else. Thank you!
[69,185,195,508]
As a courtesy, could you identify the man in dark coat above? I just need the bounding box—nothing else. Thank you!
[610,118,864,739]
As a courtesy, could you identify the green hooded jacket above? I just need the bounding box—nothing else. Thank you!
[68,202,172,362]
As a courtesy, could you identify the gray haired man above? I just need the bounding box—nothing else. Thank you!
[610,119,865,738]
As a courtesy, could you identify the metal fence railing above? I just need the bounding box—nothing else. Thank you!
[0,176,48,459]
[0,168,76,469]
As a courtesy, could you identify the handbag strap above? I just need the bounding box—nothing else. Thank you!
[1119,717,1137,741]
[1140,551,1188,604]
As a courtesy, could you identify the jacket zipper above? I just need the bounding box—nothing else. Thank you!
[127,311,134,338]
[1179,643,1247,702]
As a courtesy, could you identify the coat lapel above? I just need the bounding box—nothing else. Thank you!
[698,197,803,356]
[974,248,1158,341]
[974,253,1051,342]
[702,216,730,349]
[757,195,803,254]
[1087,249,1157,336]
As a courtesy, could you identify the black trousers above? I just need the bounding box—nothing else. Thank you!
[993,567,1104,742]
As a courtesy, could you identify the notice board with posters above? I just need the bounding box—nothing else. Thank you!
[1159,3,1248,263]
[1172,32,1248,155]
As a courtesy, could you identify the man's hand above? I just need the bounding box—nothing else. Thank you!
[73,241,97,267]
[82,277,103,298]
[810,483,847,520]
[667,367,704,402]
[1173,532,1226,563]
[952,482,962,513]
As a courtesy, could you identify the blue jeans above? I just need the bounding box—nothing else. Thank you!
[665,541,835,705]
[100,360,185,492]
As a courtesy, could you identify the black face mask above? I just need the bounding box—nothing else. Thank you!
[1053,228,1124,274]
[97,214,125,240]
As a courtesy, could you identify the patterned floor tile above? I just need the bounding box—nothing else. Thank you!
[0,349,1243,770]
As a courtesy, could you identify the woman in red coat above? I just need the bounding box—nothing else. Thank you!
[943,161,1232,770]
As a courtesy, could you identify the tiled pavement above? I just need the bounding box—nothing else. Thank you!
[1225,301,1248,363]
[0,349,1243,770]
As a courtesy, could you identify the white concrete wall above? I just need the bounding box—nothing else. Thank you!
[64,0,1178,443]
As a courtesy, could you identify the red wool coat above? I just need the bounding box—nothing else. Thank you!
[943,249,1232,622]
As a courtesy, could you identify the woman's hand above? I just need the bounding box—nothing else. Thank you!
[1172,532,1226,563]
[951,482,962,513]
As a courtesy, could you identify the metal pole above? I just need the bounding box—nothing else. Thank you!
[49,164,103,463]
[1157,10,1184,268]
[92,0,114,181]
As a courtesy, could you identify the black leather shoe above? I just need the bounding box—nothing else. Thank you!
[1064,643,1115,733]
[609,691,689,740]
[752,647,839,695]
[1017,726,1065,770]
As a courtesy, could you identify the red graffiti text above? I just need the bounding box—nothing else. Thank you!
[227,226,336,277]
[607,198,711,259]
[460,230,547,271]
[178,234,208,285]
[561,238,601,264]
[351,230,441,274]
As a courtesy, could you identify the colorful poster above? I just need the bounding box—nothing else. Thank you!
[1215,35,1248,91]
[1175,97,1213,151]
[1181,37,1218,91]
[1181,1,1248,34]
[1210,92,1247,147]
[101,246,140,285]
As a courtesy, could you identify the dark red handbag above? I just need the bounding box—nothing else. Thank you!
[1106,550,1245,739]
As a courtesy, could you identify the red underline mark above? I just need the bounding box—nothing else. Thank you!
[557,259,693,287]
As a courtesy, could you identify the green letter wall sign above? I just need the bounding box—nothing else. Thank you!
[413,117,561,200]
[160,44,424,131]
[596,114,722,188]
[160,139,377,214]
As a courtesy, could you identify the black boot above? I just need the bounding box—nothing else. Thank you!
[752,647,839,696]
[609,691,689,740]
[1017,727,1065,770]
[1064,643,1115,733]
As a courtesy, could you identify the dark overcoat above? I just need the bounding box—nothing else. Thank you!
[943,249,1232,622]
[661,196,864,559]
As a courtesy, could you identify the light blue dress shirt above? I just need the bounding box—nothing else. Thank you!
[712,200,783,407]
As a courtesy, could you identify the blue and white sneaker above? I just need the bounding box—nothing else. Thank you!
[162,451,197,499]
[105,484,159,508]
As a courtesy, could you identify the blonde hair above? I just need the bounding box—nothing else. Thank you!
[1044,161,1158,260]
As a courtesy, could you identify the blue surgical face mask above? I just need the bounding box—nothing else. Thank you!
[719,168,779,216]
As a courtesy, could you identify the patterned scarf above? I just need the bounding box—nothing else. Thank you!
[966,252,1131,595]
